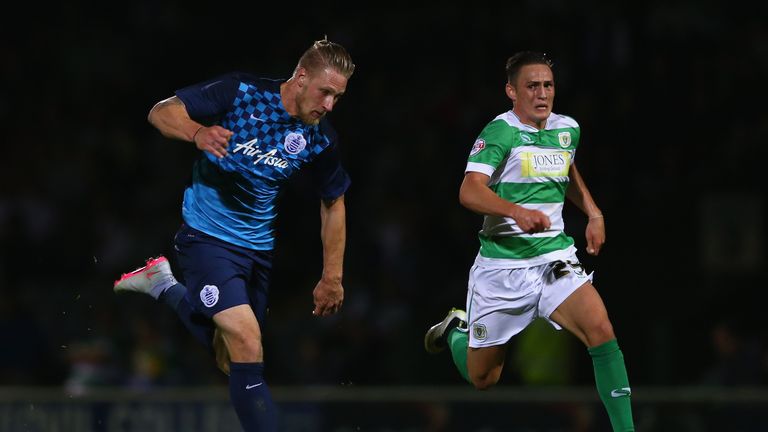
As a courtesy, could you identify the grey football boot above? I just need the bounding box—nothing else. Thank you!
[424,308,467,354]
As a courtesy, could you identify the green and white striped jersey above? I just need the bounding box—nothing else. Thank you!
[466,110,580,268]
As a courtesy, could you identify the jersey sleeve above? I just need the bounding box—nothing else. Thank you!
[308,145,351,200]
[308,120,351,200]
[466,119,516,176]
[174,73,241,119]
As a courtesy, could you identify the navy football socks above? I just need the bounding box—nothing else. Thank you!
[229,362,278,431]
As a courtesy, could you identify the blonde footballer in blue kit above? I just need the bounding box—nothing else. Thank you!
[114,39,354,432]
[425,51,635,431]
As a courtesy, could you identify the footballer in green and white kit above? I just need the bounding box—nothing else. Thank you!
[425,51,634,431]
[465,110,593,347]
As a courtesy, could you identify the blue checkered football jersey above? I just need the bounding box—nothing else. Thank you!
[174,72,351,250]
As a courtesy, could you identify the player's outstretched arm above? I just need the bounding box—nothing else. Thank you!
[312,195,345,317]
[148,96,203,142]
[565,163,605,255]
[148,96,232,158]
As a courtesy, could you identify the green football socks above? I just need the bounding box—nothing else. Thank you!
[448,328,471,383]
[588,339,635,431]
[448,330,634,430]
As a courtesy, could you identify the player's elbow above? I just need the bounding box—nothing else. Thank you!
[147,96,180,129]
[458,186,475,211]
[148,100,167,126]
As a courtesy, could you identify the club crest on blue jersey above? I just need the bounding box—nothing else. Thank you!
[284,132,307,155]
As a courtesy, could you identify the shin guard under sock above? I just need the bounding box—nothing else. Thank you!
[229,362,278,432]
[589,339,635,431]
[448,328,471,383]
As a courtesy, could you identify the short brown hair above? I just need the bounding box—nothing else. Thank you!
[297,37,355,79]
[505,51,553,84]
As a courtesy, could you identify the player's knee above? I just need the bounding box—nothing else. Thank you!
[221,328,263,361]
[586,320,615,346]
[230,340,263,362]
[470,369,501,391]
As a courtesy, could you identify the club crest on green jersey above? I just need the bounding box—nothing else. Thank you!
[558,131,571,148]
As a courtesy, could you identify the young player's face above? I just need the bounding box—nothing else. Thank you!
[296,68,347,125]
[507,64,555,129]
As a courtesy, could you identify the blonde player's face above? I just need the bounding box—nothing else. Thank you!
[295,68,347,125]
[506,64,555,129]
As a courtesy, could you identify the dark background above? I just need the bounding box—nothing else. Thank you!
[2,1,767,393]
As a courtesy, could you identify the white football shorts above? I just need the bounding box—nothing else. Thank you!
[466,255,593,348]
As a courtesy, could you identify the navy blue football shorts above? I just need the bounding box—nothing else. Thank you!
[173,223,273,325]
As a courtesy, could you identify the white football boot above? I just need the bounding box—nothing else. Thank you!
[113,256,177,299]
